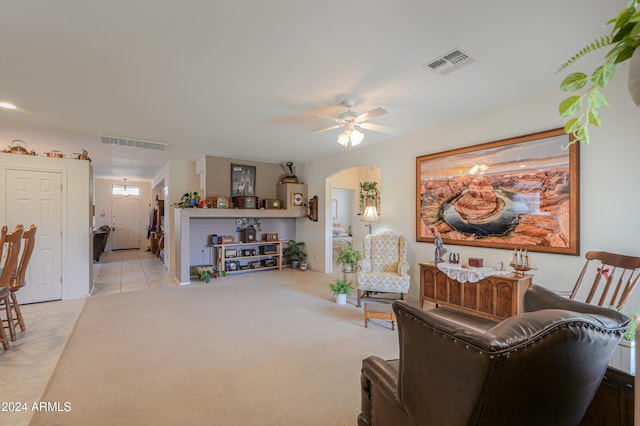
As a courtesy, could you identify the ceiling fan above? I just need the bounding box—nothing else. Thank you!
[311,99,394,148]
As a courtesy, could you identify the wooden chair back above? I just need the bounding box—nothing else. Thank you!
[570,251,640,310]
[12,224,37,290]
[0,225,24,291]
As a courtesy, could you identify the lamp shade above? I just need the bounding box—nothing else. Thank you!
[361,205,380,223]
[337,129,351,146]
[337,125,365,148]
[350,129,364,146]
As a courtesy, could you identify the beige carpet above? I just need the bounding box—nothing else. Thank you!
[31,270,399,425]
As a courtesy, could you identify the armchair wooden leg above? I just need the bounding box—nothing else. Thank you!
[357,290,364,307]
[401,293,407,302]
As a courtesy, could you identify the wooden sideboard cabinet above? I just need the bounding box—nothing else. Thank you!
[419,262,532,321]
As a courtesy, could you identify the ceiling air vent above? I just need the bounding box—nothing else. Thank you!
[423,48,476,75]
[99,135,168,151]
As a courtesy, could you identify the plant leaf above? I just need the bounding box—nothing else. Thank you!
[615,42,640,63]
[589,90,610,108]
[613,7,636,32]
[560,72,588,91]
[564,117,581,133]
[575,126,590,146]
[555,35,613,73]
[559,96,583,116]
[592,63,616,87]
[612,21,636,43]
[587,109,601,126]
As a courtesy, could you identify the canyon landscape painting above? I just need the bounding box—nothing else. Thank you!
[416,128,579,254]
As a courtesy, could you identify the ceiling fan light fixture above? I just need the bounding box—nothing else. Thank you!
[336,126,364,149]
[337,129,351,146]
[350,128,364,146]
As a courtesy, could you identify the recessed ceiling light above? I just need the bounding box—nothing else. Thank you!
[0,102,17,110]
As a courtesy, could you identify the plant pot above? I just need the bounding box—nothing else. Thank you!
[291,260,300,269]
[194,265,213,277]
[629,46,640,107]
[609,339,635,375]
[336,293,347,305]
[343,264,353,273]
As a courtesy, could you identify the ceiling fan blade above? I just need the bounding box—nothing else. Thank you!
[310,114,342,123]
[310,124,343,135]
[359,122,397,134]
[356,107,388,123]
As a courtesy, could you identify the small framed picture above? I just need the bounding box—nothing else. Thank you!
[231,164,256,197]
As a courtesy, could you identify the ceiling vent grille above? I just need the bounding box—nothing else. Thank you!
[423,48,476,75]
[99,135,168,151]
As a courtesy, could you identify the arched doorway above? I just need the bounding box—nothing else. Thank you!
[325,166,381,273]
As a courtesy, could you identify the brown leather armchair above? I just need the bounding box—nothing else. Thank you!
[358,285,629,426]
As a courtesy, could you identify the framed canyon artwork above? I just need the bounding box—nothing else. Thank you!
[416,128,579,255]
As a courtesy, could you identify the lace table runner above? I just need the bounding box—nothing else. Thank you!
[436,263,512,284]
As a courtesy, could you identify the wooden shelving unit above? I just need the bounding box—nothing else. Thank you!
[213,240,285,274]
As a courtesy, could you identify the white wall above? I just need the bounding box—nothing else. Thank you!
[299,67,640,307]
[0,154,92,300]
[153,160,198,274]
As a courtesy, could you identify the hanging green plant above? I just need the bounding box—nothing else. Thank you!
[359,181,380,214]
[557,0,640,146]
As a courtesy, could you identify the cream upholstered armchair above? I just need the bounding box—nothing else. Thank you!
[356,231,410,307]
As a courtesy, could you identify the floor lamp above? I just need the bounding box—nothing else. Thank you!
[362,205,380,234]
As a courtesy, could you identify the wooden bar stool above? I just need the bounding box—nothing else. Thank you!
[7,224,36,339]
[0,225,24,349]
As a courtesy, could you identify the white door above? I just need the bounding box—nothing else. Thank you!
[6,169,63,303]
[111,198,140,250]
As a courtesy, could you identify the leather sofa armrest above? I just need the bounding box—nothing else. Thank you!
[362,356,399,401]
[360,356,399,425]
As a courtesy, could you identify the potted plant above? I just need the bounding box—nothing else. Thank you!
[329,278,353,305]
[335,245,362,273]
[557,0,640,146]
[283,240,307,269]
[188,192,201,207]
[359,181,380,213]
[172,192,201,208]
[191,248,227,283]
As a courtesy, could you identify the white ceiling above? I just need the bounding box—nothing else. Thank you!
[0,1,622,180]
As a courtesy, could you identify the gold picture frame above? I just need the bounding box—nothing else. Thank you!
[416,128,579,255]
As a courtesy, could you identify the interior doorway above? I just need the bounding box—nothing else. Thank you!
[326,166,381,273]
[111,198,141,250]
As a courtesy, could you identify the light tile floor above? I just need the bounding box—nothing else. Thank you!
[0,250,176,426]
